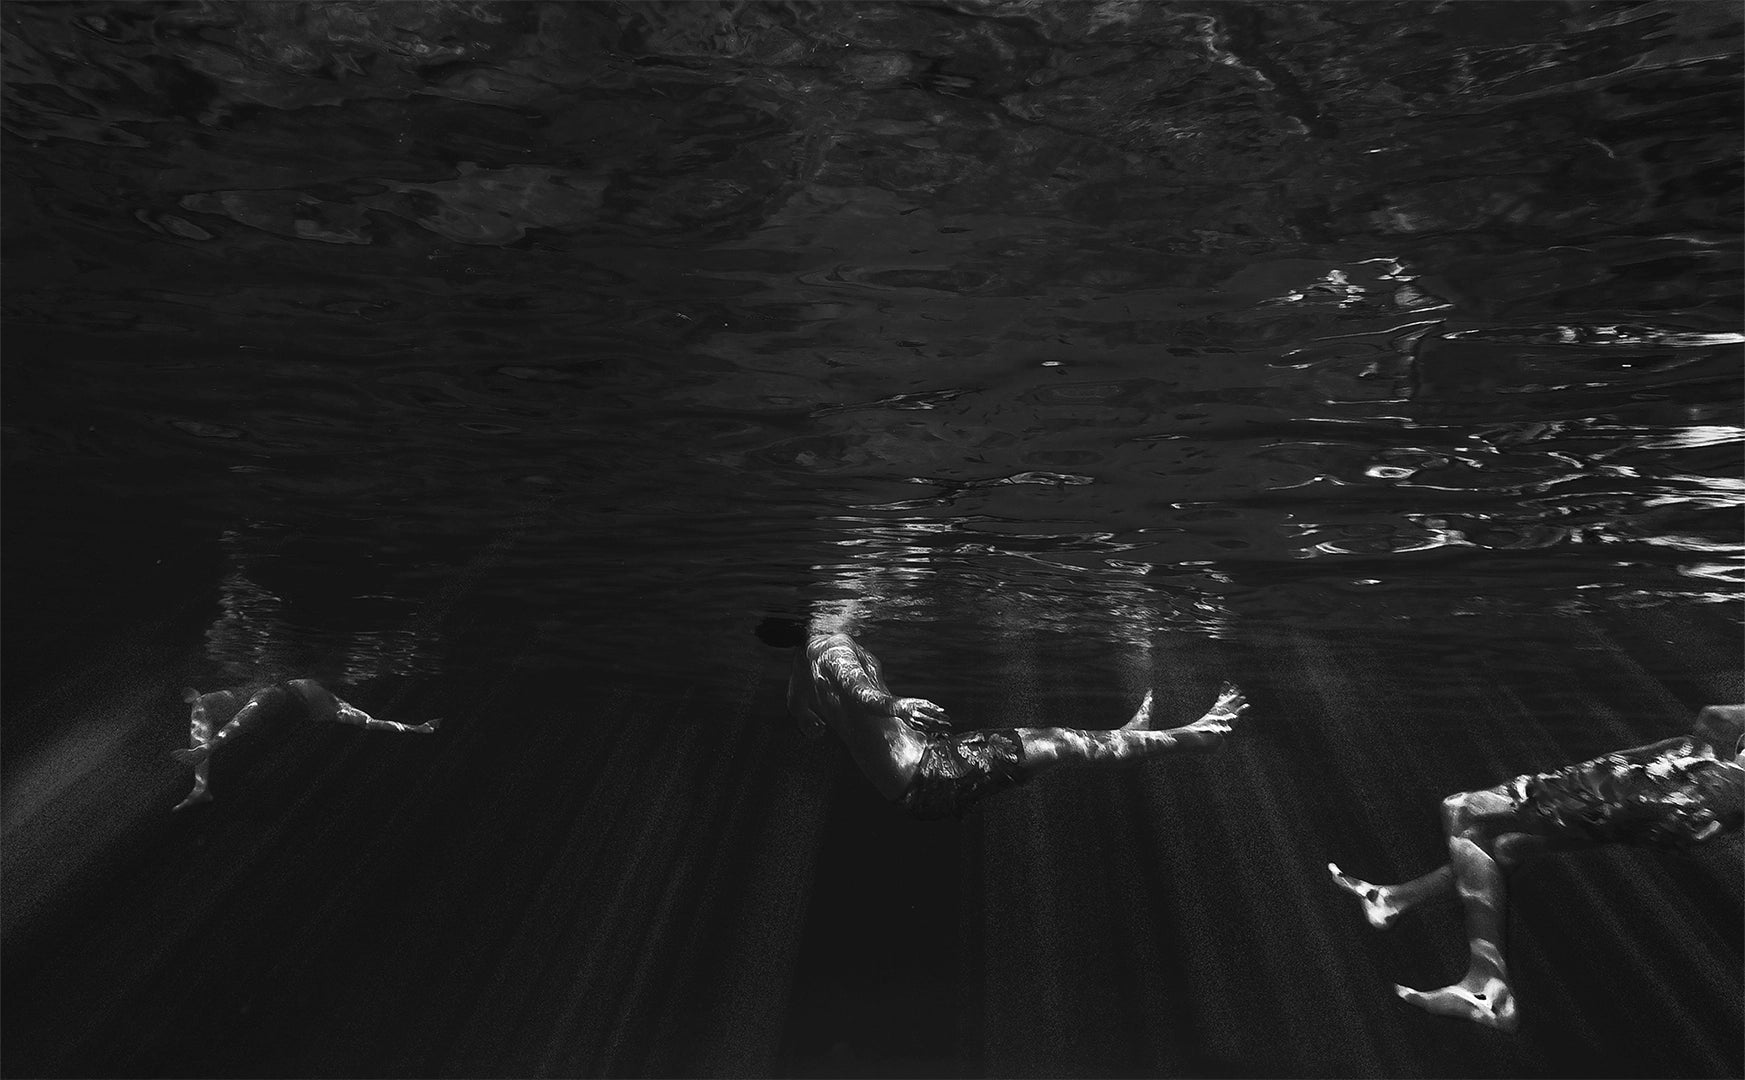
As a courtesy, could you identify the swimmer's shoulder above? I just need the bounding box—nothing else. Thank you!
[806,631,858,658]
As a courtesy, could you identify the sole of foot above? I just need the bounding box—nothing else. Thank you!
[1327,862,1400,930]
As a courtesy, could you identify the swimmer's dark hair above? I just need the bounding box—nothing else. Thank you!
[755,615,806,648]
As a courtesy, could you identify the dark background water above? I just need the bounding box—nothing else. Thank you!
[2,2,1741,1077]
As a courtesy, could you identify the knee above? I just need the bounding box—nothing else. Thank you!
[1018,730,1077,768]
[1440,791,1480,837]
[1493,833,1538,869]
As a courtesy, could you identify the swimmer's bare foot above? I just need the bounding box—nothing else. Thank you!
[1201,682,1247,728]
[173,788,213,811]
[411,718,441,734]
[172,744,212,766]
[1150,683,1246,751]
[1328,862,1403,930]
[1167,682,1248,749]
[1395,973,1519,1033]
[1120,690,1156,730]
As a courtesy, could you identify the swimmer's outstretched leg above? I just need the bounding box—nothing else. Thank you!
[1017,683,1247,776]
[283,679,439,734]
[330,700,441,735]
[173,688,216,811]
[1327,863,1455,930]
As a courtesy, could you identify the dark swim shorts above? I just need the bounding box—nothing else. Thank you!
[899,730,1028,820]
[1513,745,1745,850]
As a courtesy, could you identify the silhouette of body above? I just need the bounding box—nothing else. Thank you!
[1330,703,1745,1032]
[172,679,439,810]
[788,631,1246,819]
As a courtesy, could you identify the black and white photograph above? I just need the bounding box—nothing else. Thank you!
[3,2,1741,1077]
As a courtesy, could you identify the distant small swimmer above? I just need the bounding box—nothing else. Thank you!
[1328,703,1745,1033]
[172,679,439,810]
[763,621,1248,819]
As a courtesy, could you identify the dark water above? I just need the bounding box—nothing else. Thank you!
[3,3,1742,1077]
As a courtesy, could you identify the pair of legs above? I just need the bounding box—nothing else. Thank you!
[173,679,439,810]
[892,682,1251,819]
[1016,683,1249,773]
[1328,784,1597,1033]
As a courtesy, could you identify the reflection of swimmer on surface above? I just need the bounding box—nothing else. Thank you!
[762,621,1248,820]
[171,679,440,811]
[1329,703,1745,1033]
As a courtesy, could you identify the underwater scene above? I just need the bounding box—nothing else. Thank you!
[3,2,1741,1077]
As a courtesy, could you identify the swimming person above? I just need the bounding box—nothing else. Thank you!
[1328,703,1745,1033]
[171,679,440,810]
[773,624,1248,819]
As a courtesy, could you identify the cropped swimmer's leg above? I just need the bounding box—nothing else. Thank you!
[1328,863,1454,929]
[173,689,215,811]
[1016,684,1247,777]
[330,699,441,735]
[1389,784,1598,1033]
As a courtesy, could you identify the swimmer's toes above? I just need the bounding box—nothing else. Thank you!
[1212,684,1249,719]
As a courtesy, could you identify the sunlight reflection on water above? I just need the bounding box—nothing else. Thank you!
[3,0,1739,683]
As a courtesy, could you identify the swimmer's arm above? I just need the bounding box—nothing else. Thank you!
[814,645,899,715]
[809,638,954,733]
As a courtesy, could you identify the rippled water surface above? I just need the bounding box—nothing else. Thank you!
[6,1,1742,690]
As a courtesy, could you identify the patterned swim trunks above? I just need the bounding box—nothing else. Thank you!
[1512,743,1745,850]
[899,729,1028,820]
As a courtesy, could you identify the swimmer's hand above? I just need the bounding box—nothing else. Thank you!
[893,697,953,735]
